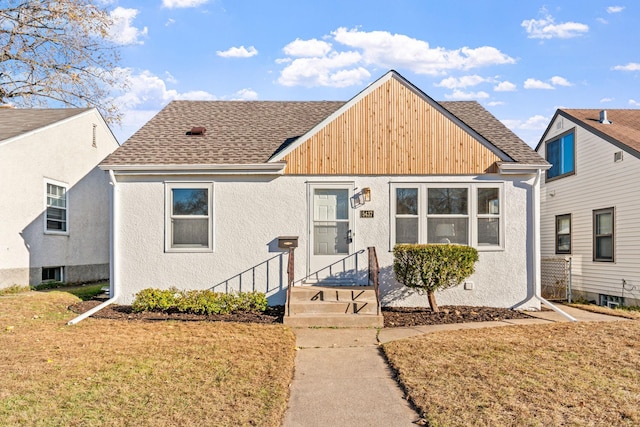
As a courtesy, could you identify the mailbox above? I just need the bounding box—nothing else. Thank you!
[277,236,299,249]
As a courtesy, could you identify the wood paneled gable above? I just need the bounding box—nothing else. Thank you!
[274,72,505,175]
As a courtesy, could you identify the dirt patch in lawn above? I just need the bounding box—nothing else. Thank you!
[70,300,533,327]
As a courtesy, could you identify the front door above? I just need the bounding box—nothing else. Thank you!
[308,184,355,280]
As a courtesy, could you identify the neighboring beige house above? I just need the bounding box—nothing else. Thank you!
[537,109,640,307]
[0,108,119,288]
[100,70,548,318]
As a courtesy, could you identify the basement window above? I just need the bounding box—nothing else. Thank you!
[42,266,64,283]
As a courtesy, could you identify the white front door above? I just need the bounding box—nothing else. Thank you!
[308,184,355,280]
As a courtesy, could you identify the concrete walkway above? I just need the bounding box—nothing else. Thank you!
[282,305,624,427]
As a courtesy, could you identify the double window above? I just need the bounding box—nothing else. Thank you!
[555,214,571,254]
[45,181,68,233]
[593,208,614,262]
[392,184,502,249]
[546,130,575,180]
[165,183,213,252]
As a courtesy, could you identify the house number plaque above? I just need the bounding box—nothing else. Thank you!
[360,210,374,218]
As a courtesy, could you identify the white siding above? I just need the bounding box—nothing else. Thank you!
[538,116,640,304]
[112,172,538,309]
[0,110,118,287]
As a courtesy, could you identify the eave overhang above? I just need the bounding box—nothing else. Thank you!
[99,162,287,176]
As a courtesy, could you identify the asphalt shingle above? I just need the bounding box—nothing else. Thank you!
[0,108,91,142]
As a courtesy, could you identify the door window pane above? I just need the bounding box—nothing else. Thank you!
[314,221,349,255]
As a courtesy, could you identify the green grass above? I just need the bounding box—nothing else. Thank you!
[61,283,107,301]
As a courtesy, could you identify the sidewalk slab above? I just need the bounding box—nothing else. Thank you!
[283,329,419,427]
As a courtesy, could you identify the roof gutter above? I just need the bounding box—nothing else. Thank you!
[498,162,551,175]
[98,162,287,175]
[68,169,120,325]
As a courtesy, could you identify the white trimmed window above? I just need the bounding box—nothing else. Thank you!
[165,182,214,252]
[45,181,68,233]
[593,208,614,262]
[391,183,503,250]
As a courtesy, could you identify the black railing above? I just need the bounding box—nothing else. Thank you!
[210,252,286,294]
[292,249,367,286]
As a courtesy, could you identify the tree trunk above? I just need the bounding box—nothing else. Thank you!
[427,291,439,312]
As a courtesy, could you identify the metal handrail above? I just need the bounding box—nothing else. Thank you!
[367,246,381,315]
[210,252,286,293]
[292,249,366,286]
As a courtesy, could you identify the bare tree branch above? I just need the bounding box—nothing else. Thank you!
[0,0,127,123]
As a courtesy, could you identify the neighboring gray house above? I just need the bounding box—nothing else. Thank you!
[0,108,119,288]
[537,109,640,307]
[99,70,548,322]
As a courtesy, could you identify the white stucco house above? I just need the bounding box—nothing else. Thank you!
[0,108,119,288]
[99,70,549,316]
[537,109,640,307]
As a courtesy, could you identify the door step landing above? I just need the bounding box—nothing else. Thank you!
[284,285,383,328]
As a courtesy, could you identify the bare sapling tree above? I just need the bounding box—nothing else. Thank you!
[0,0,126,123]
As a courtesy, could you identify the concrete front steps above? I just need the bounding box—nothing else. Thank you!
[284,285,383,327]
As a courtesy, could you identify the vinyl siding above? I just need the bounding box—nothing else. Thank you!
[538,115,640,302]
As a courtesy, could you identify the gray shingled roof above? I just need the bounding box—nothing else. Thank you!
[102,101,346,166]
[558,109,640,157]
[440,101,546,164]
[0,108,91,142]
[102,99,545,167]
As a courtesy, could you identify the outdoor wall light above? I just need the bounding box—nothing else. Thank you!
[362,187,371,202]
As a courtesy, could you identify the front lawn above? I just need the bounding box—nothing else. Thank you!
[0,291,296,426]
[384,320,640,426]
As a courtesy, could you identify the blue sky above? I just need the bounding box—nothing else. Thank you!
[104,0,639,147]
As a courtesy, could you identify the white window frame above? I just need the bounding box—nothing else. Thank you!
[165,182,214,253]
[390,182,504,251]
[44,179,69,235]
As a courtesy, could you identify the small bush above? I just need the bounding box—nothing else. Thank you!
[132,287,268,314]
[393,244,478,312]
[32,281,66,290]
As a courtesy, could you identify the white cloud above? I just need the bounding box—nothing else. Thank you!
[233,88,259,100]
[165,18,176,26]
[607,6,624,13]
[630,99,640,106]
[175,90,218,101]
[108,7,148,45]
[216,46,258,58]
[110,68,217,142]
[549,76,573,86]
[277,28,515,88]
[597,17,609,24]
[612,62,640,71]
[487,101,505,106]
[494,81,516,92]
[278,51,369,87]
[332,27,515,75]
[522,11,589,39]
[524,78,555,90]
[444,90,490,100]
[436,75,488,89]
[162,0,208,8]
[283,38,332,57]
[600,97,613,103]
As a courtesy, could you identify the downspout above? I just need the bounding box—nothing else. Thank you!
[68,169,119,325]
[529,168,577,322]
